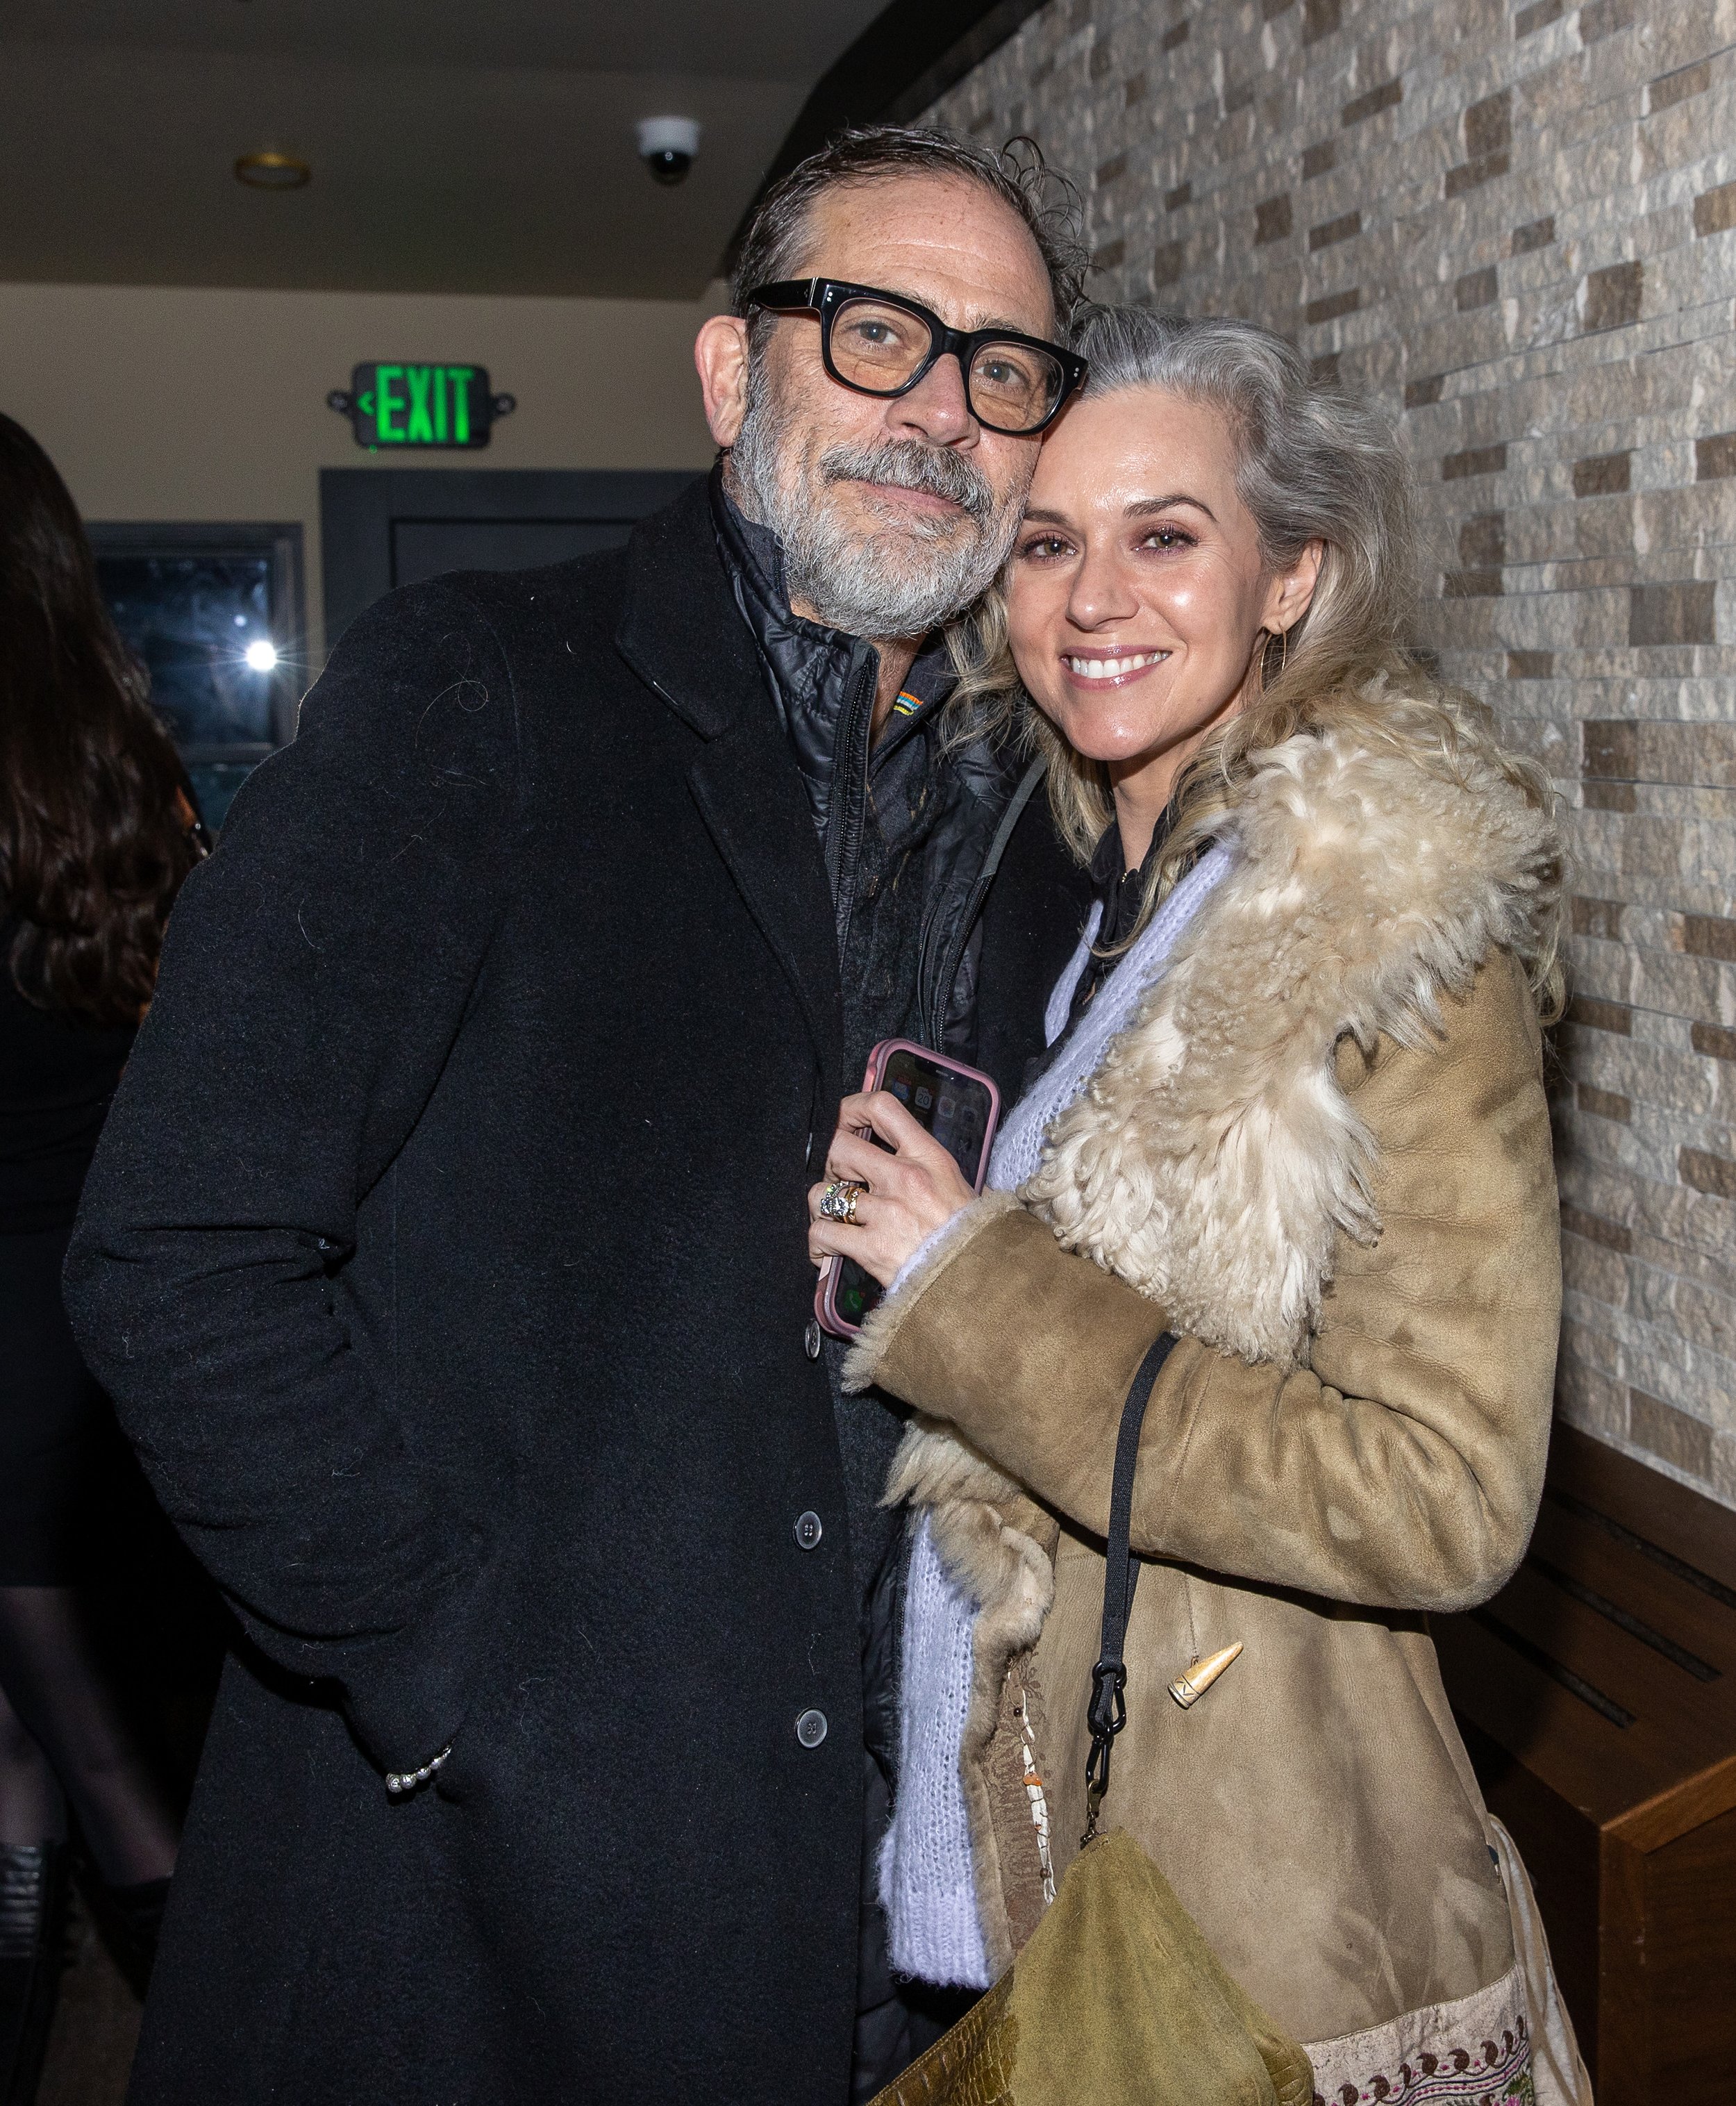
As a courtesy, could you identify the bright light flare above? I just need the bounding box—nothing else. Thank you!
[244,639,279,672]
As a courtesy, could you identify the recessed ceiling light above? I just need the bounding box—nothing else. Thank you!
[235,151,310,191]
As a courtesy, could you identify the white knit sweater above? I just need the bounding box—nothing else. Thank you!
[879,844,1234,1987]
[876,1514,992,1988]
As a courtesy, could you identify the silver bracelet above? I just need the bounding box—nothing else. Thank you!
[385,1744,452,1796]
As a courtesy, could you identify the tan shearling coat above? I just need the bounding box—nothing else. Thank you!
[846,715,1588,2097]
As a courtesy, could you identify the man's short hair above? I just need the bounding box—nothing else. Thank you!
[731,125,1088,343]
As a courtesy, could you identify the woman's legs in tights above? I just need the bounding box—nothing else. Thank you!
[0,1586,176,1888]
[0,1684,62,1850]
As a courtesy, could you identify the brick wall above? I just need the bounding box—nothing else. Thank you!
[928,0,1736,1506]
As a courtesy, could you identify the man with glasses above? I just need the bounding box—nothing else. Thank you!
[67,126,1088,2105]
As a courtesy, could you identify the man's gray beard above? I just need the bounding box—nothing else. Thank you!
[730,360,1021,640]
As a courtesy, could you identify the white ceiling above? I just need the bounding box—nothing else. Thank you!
[0,0,889,299]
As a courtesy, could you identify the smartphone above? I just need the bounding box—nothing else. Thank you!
[815,1039,1003,1339]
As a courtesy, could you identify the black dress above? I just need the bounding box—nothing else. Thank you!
[0,916,135,1582]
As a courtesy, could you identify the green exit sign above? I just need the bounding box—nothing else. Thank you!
[328,364,516,450]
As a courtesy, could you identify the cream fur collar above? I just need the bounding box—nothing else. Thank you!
[1024,716,1555,1368]
[862,713,1557,1544]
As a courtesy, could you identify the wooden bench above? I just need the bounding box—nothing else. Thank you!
[1434,1423,1736,2104]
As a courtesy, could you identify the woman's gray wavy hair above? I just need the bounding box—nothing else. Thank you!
[947,306,1563,1011]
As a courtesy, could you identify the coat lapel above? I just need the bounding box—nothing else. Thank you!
[615,476,844,1091]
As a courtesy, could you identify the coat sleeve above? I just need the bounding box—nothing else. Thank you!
[64,579,519,1773]
[848,952,1561,1613]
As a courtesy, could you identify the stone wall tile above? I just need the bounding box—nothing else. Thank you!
[930,0,1735,1499]
[1564,1232,1633,1307]
[1566,1287,1736,1416]
[1637,1272,1736,1370]
[1557,1360,1628,1444]
[1621,1218,1736,1307]
[1630,1386,1717,1473]
[1659,0,1733,68]
[1561,1311,1626,1380]
[1631,580,1719,645]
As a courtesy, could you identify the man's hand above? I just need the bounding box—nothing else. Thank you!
[807,1091,978,1288]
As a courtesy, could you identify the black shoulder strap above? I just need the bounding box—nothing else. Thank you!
[1082,1329,1177,1844]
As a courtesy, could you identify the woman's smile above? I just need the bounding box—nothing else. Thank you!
[1058,647,1171,688]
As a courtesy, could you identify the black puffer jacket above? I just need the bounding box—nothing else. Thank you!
[713,477,1042,1075]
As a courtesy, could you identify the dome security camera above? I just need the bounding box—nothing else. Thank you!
[637,116,700,187]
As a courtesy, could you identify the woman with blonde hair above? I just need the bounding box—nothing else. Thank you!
[808,309,1591,2103]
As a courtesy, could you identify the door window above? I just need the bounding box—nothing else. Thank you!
[92,523,303,831]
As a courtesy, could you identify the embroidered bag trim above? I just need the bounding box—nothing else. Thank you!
[1303,1962,1533,2105]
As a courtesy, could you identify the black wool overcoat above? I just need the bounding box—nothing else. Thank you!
[65,480,1086,2105]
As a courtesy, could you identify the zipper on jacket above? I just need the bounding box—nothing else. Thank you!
[829,645,879,957]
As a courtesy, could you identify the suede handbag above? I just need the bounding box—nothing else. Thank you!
[869,1336,1314,2106]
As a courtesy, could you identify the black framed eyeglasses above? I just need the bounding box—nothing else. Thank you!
[747,278,1087,438]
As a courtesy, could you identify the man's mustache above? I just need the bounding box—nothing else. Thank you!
[819,440,994,524]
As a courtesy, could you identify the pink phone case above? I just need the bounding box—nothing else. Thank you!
[814,1038,1003,1340]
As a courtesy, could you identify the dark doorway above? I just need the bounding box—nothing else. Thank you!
[90,520,306,831]
[319,467,702,652]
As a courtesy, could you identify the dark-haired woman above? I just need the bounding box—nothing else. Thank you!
[0,413,205,2097]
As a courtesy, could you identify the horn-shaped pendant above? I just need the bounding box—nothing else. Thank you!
[1168,1641,1243,1709]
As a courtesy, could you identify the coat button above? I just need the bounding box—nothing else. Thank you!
[795,1709,828,1749]
[794,1510,823,1551]
[803,1318,821,1360]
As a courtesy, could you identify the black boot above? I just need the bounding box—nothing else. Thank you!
[0,1841,68,2106]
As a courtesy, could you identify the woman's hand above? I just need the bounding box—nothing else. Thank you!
[808,1092,978,1289]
